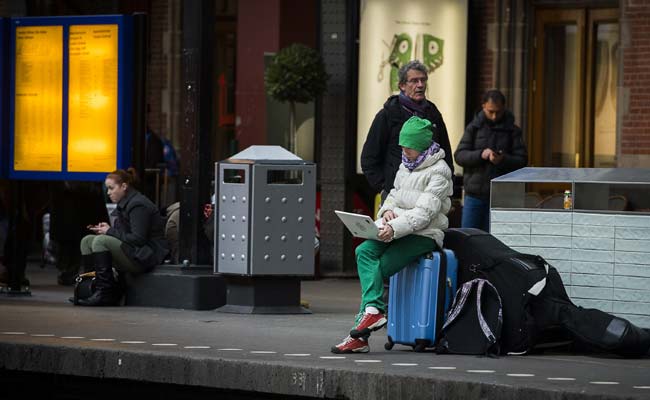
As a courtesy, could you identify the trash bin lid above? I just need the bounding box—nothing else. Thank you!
[225,145,310,164]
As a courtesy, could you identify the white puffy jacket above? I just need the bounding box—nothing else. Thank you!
[377,148,453,248]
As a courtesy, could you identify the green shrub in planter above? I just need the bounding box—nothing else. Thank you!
[265,43,329,153]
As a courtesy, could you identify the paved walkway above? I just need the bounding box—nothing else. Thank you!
[1,264,649,400]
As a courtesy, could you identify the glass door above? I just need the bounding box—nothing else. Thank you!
[530,9,585,167]
[586,9,619,167]
[529,8,619,168]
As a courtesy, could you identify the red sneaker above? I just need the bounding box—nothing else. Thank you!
[350,312,387,338]
[331,335,369,354]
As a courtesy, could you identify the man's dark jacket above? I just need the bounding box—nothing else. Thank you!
[454,110,527,201]
[361,95,454,194]
[107,189,169,270]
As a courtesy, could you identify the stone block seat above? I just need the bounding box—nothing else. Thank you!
[124,264,226,310]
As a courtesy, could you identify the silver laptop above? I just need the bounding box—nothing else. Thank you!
[334,210,382,240]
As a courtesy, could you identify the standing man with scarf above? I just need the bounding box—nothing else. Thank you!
[361,60,454,202]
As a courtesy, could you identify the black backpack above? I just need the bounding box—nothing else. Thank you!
[437,278,503,356]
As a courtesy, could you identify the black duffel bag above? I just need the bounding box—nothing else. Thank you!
[444,228,552,354]
[444,228,650,358]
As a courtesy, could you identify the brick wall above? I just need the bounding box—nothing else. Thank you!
[146,0,169,138]
[467,0,497,120]
[235,0,281,150]
[620,0,650,165]
[478,0,497,98]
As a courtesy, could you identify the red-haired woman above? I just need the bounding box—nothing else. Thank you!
[78,168,169,306]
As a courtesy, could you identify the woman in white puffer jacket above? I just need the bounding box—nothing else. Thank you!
[332,116,453,354]
[378,137,453,248]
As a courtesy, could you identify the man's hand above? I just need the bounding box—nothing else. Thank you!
[382,210,396,223]
[489,150,504,165]
[481,148,494,160]
[378,225,394,242]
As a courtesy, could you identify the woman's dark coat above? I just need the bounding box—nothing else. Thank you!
[107,189,169,270]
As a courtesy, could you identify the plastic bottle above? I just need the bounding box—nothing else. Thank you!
[563,190,572,210]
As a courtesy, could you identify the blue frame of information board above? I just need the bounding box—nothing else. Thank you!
[8,15,133,181]
[0,18,6,178]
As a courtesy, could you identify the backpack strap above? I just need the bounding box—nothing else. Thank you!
[441,278,475,331]
[475,279,503,347]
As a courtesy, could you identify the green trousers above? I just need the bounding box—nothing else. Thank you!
[80,234,144,274]
[355,234,437,314]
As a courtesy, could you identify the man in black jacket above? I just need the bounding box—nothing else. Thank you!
[361,60,454,201]
[454,90,527,231]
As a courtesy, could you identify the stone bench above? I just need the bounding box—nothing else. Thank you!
[491,210,650,329]
[124,264,226,310]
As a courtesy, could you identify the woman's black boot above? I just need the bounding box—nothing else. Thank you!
[81,254,95,273]
[77,251,122,306]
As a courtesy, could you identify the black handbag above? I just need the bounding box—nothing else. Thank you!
[73,271,96,305]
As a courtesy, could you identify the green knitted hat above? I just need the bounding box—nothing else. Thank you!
[399,116,433,152]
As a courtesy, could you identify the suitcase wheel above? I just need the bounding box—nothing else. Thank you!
[413,343,426,352]
[413,340,429,353]
[384,336,394,351]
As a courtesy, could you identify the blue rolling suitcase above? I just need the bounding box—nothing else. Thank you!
[385,249,458,352]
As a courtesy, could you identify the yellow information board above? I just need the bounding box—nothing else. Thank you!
[67,24,118,172]
[14,26,63,171]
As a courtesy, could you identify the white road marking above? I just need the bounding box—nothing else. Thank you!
[151,343,178,346]
[60,336,85,339]
[184,346,211,349]
[428,366,457,370]
[31,334,55,337]
[284,353,311,357]
[507,373,535,377]
[590,381,619,385]
[121,341,146,344]
[633,386,650,389]
[467,370,495,374]
[392,363,418,366]
[250,351,277,354]
[217,348,242,351]
[354,359,382,363]
[2,332,25,335]
[90,338,116,342]
[547,377,576,381]
[319,356,345,359]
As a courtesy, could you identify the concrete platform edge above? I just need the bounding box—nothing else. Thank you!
[0,342,633,400]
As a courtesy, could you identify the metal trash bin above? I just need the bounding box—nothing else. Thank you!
[214,145,316,313]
